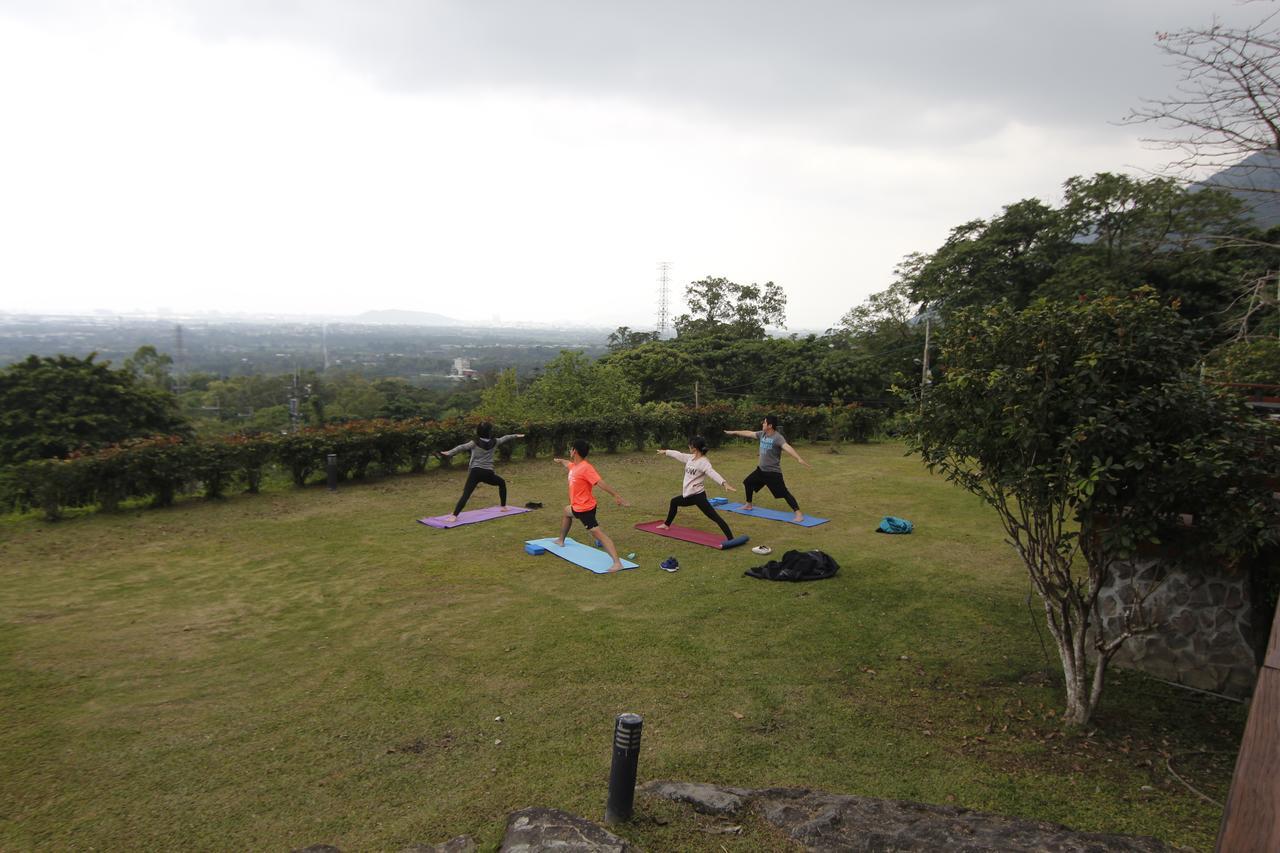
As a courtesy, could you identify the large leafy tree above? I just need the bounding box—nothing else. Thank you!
[602,343,707,404]
[675,276,787,339]
[903,173,1260,332]
[606,326,661,352]
[123,345,175,392]
[0,354,189,464]
[909,290,1278,724]
[516,351,639,420]
[832,276,929,397]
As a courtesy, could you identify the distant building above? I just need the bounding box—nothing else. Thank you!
[450,357,477,379]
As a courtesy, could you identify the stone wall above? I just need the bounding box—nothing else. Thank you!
[1096,556,1262,698]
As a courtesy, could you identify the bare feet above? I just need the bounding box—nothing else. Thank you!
[608,562,623,572]
[444,514,458,523]
[793,510,805,523]
[742,503,753,512]
[553,538,565,547]
[656,523,669,530]
[500,505,510,512]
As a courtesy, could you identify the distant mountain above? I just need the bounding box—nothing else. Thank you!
[353,309,460,326]
[1201,150,1280,230]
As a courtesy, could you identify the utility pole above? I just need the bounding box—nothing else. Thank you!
[920,318,931,416]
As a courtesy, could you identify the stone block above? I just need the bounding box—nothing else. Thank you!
[500,808,631,852]
[645,782,1176,851]
[637,780,747,816]
[1181,666,1223,692]
[1223,586,1244,610]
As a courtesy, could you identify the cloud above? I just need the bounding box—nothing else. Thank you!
[137,0,1255,146]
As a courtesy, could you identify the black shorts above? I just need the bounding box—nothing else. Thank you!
[571,507,600,530]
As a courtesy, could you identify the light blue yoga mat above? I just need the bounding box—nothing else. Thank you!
[525,537,639,573]
[721,502,829,527]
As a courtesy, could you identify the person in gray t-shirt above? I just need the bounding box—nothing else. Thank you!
[724,414,811,522]
[439,422,524,521]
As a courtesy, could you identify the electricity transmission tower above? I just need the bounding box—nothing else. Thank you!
[173,324,186,395]
[657,261,672,338]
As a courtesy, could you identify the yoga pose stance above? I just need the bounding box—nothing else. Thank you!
[724,415,811,523]
[656,436,736,539]
[438,423,524,522]
[553,439,630,572]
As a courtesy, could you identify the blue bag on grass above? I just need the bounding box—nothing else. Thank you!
[876,516,913,534]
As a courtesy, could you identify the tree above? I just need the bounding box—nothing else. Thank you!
[518,351,639,420]
[123,345,174,392]
[1127,11,1280,184]
[902,174,1254,331]
[601,344,707,403]
[675,276,787,339]
[1207,336,1280,384]
[477,368,523,422]
[606,326,660,352]
[909,290,1278,725]
[837,277,919,339]
[904,198,1065,315]
[0,354,189,465]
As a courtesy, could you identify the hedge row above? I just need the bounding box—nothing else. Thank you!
[4,403,884,520]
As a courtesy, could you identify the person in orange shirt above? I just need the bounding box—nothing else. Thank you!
[553,439,630,572]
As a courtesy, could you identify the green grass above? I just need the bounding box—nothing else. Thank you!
[0,442,1245,851]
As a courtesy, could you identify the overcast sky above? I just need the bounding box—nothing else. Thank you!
[0,1,1268,329]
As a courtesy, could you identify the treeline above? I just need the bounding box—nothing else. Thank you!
[2,402,882,520]
[5,171,1280,490]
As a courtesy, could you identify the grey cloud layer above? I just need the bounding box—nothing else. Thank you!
[3,0,1262,143]
[163,0,1249,141]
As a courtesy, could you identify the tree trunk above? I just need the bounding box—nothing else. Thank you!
[1052,611,1100,726]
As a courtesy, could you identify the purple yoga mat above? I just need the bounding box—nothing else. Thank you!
[418,505,532,529]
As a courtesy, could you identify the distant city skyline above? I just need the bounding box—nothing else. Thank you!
[0,1,1263,329]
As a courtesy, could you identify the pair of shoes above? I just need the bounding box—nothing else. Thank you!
[524,501,543,509]
[751,545,772,556]
[660,557,679,572]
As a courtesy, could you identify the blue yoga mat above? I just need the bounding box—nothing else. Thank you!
[525,537,639,573]
[721,502,829,527]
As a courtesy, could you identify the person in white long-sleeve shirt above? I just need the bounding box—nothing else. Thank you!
[656,436,736,540]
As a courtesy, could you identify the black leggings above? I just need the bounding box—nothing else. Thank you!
[743,468,799,511]
[665,492,734,539]
[453,467,507,516]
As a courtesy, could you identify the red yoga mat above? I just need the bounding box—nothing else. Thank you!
[634,520,749,550]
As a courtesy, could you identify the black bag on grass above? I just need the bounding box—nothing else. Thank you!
[744,549,839,582]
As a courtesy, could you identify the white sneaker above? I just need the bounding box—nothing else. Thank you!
[751,545,772,556]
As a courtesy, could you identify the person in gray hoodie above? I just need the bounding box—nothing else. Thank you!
[438,422,524,521]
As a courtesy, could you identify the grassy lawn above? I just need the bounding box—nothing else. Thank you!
[0,441,1245,851]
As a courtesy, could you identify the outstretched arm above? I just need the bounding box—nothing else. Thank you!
[597,479,630,507]
[723,429,757,438]
[440,441,473,457]
[707,464,736,492]
[782,442,811,468]
[497,433,525,445]
[552,457,573,470]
